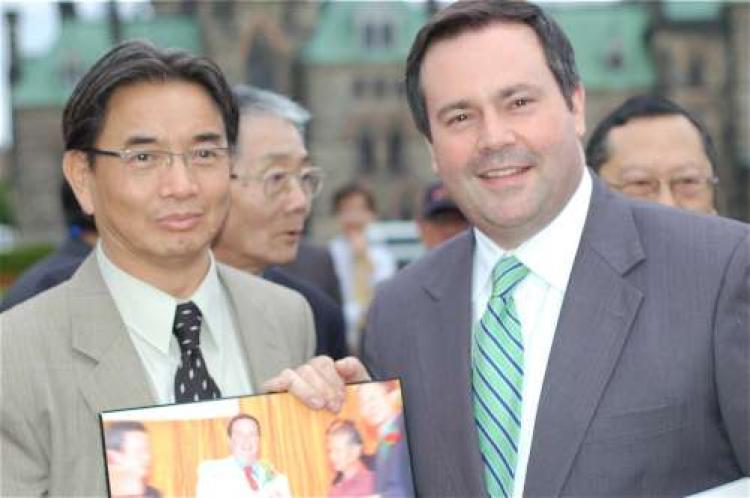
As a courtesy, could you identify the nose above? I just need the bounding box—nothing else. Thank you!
[476,110,515,151]
[284,176,311,214]
[159,156,199,198]
[655,180,678,208]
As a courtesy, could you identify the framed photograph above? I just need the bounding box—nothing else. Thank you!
[99,379,414,498]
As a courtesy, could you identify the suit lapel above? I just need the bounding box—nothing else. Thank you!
[219,265,288,390]
[415,232,487,495]
[524,178,645,497]
[69,256,155,414]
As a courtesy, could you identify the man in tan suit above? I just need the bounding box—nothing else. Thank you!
[0,41,314,496]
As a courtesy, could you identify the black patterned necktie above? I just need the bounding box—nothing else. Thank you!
[172,301,222,403]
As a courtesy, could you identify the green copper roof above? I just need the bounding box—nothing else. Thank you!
[302,1,427,64]
[546,3,656,90]
[13,15,201,108]
[661,1,724,22]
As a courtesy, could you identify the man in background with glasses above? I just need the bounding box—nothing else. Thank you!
[213,85,347,360]
[586,94,719,215]
[1,41,316,496]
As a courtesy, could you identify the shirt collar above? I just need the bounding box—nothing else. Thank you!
[473,169,592,293]
[96,243,225,354]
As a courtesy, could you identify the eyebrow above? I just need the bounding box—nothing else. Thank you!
[121,132,225,149]
[193,132,224,144]
[122,135,158,148]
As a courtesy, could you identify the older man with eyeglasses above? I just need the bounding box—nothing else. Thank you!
[213,85,348,360]
[587,94,720,215]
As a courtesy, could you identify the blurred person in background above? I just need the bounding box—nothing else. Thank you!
[213,85,347,359]
[586,94,719,214]
[104,421,162,498]
[416,181,469,249]
[329,183,396,355]
[326,419,374,497]
[0,180,98,312]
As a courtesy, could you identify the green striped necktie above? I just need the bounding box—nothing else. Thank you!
[472,255,529,498]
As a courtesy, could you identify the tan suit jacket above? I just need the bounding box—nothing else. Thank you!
[0,255,315,497]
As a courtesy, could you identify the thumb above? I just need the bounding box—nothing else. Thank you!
[334,356,371,383]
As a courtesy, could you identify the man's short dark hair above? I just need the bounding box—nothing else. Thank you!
[62,40,238,156]
[104,421,147,452]
[332,183,377,214]
[405,0,580,141]
[586,94,718,173]
[227,414,260,438]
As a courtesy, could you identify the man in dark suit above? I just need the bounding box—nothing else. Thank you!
[0,181,96,312]
[282,239,342,305]
[213,85,348,360]
[270,1,749,496]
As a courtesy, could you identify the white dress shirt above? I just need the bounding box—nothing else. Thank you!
[471,170,592,498]
[97,244,252,404]
[329,231,397,349]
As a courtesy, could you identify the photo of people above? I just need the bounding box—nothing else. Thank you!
[100,380,412,497]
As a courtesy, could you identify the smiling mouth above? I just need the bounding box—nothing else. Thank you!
[477,165,531,180]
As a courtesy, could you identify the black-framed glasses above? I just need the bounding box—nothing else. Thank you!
[85,147,232,174]
[608,174,718,200]
[232,167,325,199]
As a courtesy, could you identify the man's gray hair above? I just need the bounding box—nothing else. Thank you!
[232,84,311,134]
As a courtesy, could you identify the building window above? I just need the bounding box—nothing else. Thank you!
[688,54,705,87]
[352,78,365,97]
[382,23,393,48]
[603,38,624,70]
[361,21,395,50]
[388,127,404,174]
[357,129,377,175]
[364,23,377,49]
[246,33,277,91]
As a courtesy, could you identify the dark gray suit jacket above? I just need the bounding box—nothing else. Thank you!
[281,240,343,305]
[362,175,749,497]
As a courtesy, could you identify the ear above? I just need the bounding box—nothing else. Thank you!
[571,83,587,138]
[62,150,95,216]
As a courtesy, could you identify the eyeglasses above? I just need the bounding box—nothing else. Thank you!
[232,167,325,199]
[608,174,718,200]
[85,147,232,175]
